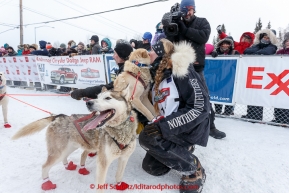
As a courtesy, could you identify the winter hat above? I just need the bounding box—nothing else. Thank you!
[89,35,99,43]
[7,46,15,51]
[30,44,38,50]
[60,43,66,49]
[152,41,165,57]
[142,32,153,42]
[101,38,112,49]
[283,32,289,47]
[23,44,29,49]
[180,0,196,11]
[156,22,163,33]
[4,43,9,49]
[114,40,133,60]
[78,42,85,47]
[18,45,24,50]
[46,43,52,49]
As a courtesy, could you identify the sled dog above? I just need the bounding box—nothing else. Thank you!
[113,48,157,122]
[12,87,138,193]
[0,72,11,128]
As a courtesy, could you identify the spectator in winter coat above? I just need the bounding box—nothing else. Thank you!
[139,39,209,192]
[100,38,114,54]
[29,44,38,53]
[89,35,101,55]
[217,25,255,54]
[4,46,17,56]
[0,47,7,56]
[17,45,24,55]
[31,40,49,56]
[138,32,152,51]
[277,32,289,54]
[163,0,226,140]
[22,44,31,55]
[211,37,240,116]
[242,29,278,121]
[70,42,87,56]
[4,43,9,51]
[151,22,166,46]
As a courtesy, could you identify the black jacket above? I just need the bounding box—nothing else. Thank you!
[91,43,101,55]
[152,43,210,147]
[165,16,211,72]
[244,43,277,55]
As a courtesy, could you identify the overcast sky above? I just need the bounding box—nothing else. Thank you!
[0,0,288,49]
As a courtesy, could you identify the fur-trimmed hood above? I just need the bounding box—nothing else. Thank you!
[254,29,278,45]
[215,38,234,49]
[171,41,196,78]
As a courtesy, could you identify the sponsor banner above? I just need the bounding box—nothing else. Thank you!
[104,54,118,83]
[235,56,289,108]
[0,56,40,82]
[35,55,106,89]
[204,58,238,104]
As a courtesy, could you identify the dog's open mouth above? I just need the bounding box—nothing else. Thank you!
[83,109,115,131]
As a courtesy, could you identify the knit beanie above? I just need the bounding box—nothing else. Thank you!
[46,43,53,49]
[60,43,66,49]
[180,0,196,11]
[114,40,133,60]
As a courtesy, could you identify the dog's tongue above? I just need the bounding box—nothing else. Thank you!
[83,111,110,131]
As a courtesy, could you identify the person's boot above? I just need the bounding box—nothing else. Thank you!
[179,158,206,193]
[209,128,226,139]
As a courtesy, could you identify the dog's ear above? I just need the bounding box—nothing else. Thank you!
[141,49,149,58]
[101,86,107,93]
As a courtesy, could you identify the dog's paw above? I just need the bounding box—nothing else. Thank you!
[4,123,11,128]
[115,182,129,190]
[65,161,77,170]
[41,180,56,190]
[79,167,90,175]
[88,152,97,157]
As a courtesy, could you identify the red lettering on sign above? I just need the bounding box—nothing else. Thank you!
[246,67,264,89]
[264,70,289,95]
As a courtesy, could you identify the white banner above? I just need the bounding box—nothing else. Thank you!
[35,55,107,89]
[235,56,289,108]
[0,56,40,83]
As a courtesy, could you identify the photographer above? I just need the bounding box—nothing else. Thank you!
[162,0,226,139]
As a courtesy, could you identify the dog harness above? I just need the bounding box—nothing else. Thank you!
[0,92,6,101]
[131,60,148,67]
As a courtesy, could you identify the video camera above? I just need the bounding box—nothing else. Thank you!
[162,3,187,36]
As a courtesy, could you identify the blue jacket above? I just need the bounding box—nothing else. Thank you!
[31,40,49,56]
[244,43,277,55]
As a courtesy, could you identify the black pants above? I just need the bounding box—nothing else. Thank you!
[215,104,234,115]
[139,131,198,176]
[273,108,289,124]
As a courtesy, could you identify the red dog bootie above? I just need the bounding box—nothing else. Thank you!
[115,182,129,190]
[41,179,56,190]
[65,161,77,170]
[4,123,11,128]
[88,152,97,157]
[79,166,90,175]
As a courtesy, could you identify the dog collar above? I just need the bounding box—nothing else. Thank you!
[0,85,5,89]
[132,60,148,67]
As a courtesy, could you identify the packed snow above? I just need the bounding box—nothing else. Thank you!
[0,87,288,193]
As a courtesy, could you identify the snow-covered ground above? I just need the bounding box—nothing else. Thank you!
[0,87,288,193]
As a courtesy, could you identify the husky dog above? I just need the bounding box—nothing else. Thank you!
[12,87,138,193]
[113,48,157,122]
[0,72,11,128]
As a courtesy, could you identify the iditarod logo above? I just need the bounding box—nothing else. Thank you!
[13,57,17,63]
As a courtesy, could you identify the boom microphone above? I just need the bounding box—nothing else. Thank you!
[162,12,172,26]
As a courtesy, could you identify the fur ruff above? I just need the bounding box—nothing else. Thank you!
[254,29,278,45]
[124,61,152,85]
[171,41,196,78]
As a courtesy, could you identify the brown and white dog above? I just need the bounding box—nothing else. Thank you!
[113,49,157,122]
[12,87,138,193]
[0,72,11,128]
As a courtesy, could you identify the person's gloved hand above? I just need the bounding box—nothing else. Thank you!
[177,20,187,36]
[143,123,162,138]
[211,51,218,58]
[216,25,222,35]
[70,89,85,100]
